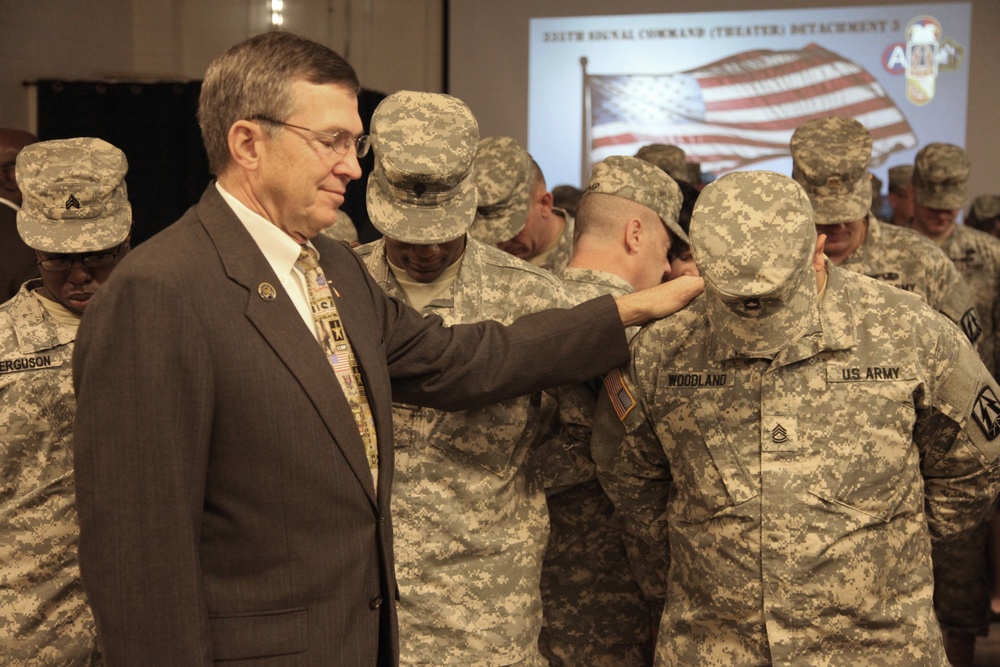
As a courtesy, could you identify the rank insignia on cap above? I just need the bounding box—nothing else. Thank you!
[258,282,277,301]
[972,385,1000,441]
[604,368,636,421]
[65,194,81,210]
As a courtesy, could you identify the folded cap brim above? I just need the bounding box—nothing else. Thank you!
[703,254,817,357]
[367,168,477,244]
[17,200,131,253]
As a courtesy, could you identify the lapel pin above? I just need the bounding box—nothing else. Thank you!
[258,282,277,301]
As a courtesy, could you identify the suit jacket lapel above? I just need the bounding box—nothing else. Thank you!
[196,186,379,507]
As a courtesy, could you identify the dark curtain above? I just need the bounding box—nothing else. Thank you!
[343,87,386,244]
[35,80,210,246]
[33,80,385,246]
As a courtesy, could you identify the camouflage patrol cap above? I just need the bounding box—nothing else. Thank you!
[790,116,872,225]
[16,137,131,253]
[912,142,970,210]
[470,136,532,245]
[367,91,479,244]
[969,195,1000,224]
[887,165,914,195]
[692,171,818,357]
[635,143,689,182]
[584,155,688,243]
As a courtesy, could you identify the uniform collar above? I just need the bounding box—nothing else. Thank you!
[3,280,75,354]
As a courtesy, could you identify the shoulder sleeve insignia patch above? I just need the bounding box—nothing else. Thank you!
[604,368,636,422]
[961,307,982,344]
[972,385,1000,441]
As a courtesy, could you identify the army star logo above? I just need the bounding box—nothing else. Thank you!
[65,194,81,210]
[771,423,788,444]
[972,386,1000,441]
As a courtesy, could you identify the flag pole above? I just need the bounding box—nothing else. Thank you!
[580,56,590,187]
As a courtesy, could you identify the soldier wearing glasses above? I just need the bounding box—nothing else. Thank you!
[0,136,131,665]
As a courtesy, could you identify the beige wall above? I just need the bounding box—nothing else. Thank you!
[1,0,996,197]
[0,0,444,131]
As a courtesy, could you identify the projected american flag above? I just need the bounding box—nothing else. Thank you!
[587,43,916,174]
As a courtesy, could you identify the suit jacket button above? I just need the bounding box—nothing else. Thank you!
[369,595,382,610]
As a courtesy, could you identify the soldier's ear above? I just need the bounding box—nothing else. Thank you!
[539,189,554,212]
[624,217,643,254]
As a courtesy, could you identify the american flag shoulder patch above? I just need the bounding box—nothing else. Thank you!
[604,368,636,421]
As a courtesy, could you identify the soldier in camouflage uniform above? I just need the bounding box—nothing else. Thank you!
[471,136,575,274]
[906,142,1000,667]
[634,144,691,185]
[966,195,1000,239]
[593,170,1000,667]
[318,206,358,244]
[1,137,133,665]
[790,116,980,346]
[909,144,1000,379]
[537,155,690,667]
[356,91,570,667]
[886,165,915,227]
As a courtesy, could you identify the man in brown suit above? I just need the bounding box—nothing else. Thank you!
[71,32,702,667]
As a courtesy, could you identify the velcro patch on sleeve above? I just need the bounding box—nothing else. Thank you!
[972,385,1000,441]
[604,368,636,422]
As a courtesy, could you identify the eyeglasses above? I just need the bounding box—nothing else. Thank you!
[251,116,370,159]
[36,243,126,272]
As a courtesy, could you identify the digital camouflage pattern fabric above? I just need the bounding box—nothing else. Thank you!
[634,144,689,184]
[913,142,971,211]
[366,91,479,244]
[531,208,575,276]
[0,282,101,665]
[837,215,980,344]
[471,136,533,245]
[535,267,656,667]
[932,223,1000,638]
[938,211,1000,380]
[357,237,570,666]
[16,138,130,254]
[888,165,914,195]
[790,116,872,226]
[969,195,1000,226]
[317,208,358,243]
[585,156,687,244]
[692,172,818,358]
[593,171,1000,667]
[791,118,979,344]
